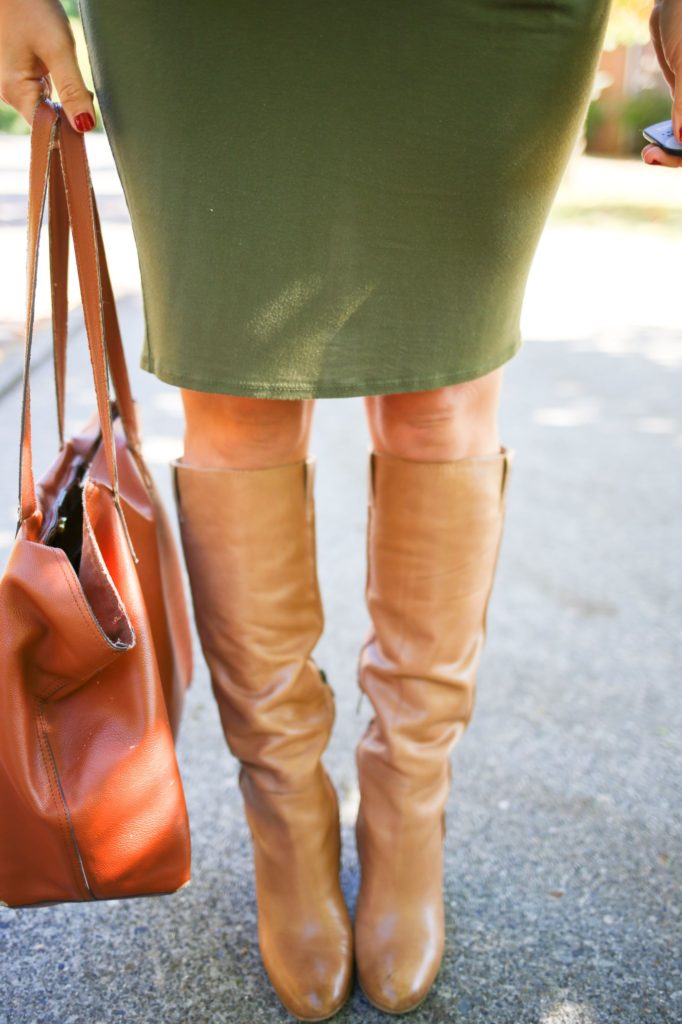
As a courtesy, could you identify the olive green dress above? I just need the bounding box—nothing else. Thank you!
[77,0,612,400]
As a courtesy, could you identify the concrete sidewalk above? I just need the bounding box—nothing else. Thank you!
[0,136,680,1023]
[1,298,680,1024]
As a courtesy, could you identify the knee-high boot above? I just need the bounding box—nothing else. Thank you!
[171,454,353,1022]
[354,444,515,1013]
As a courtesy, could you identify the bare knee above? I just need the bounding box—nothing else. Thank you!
[179,388,315,468]
[365,367,503,460]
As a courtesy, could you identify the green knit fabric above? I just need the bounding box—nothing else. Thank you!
[78,0,612,399]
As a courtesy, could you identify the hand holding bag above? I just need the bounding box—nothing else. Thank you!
[0,98,193,908]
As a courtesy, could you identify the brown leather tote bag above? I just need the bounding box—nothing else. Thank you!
[0,99,193,909]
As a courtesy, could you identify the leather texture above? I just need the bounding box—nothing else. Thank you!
[171,455,353,1022]
[354,444,515,1013]
[0,99,192,909]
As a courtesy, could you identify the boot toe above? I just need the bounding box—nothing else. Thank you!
[261,930,353,1021]
[355,909,444,1014]
[357,945,441,1014]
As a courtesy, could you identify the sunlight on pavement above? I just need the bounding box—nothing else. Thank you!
[540,1002,598,1024]
[521,155,682,383]
[635,416,677,433]
[141,434,184,465]
[339,782,360,827]
[152,391,185,416]
[523,224,682,358]
[533,401,601,428]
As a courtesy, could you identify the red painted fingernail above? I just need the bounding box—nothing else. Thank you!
[678,125,682,142]
[649,159,662,165]
[74,111,95,132]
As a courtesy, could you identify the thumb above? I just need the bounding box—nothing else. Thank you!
[668,33,682,142]
[656,1,682,143]
[673,75,682,145]
[46,42,96,133]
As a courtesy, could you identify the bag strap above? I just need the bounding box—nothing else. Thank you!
[48,138,69,447]
[16,97,137,562]
[48,137,142,453]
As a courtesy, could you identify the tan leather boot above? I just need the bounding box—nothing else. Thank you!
[354,444,515,1013]
[171,454,353,1022]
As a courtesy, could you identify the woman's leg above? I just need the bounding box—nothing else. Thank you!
[355,367,515,1013]
[179,390,315,467]
[363,364,504,461]
[171,389,353,1021]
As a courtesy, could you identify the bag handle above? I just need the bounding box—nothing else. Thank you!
[16,97,137,562]
[48,131,142,454]
[48,134,69,446]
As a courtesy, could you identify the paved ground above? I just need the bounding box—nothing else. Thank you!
[0,135,680,1023]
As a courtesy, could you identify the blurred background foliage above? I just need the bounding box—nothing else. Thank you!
[588,0,672,155]
[0,0,672,155]
[606,0,655,45]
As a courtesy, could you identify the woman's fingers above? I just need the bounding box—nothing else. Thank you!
[0,67,47,126]
[0,25,51,126]
[43,45,96,132]
[650,4,676,94]
[641,142,682,167]
[651,0,682,143]
[646,1,682,165]
[0,0,96,131]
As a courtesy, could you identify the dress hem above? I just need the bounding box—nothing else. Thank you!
[138,332,524,400]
